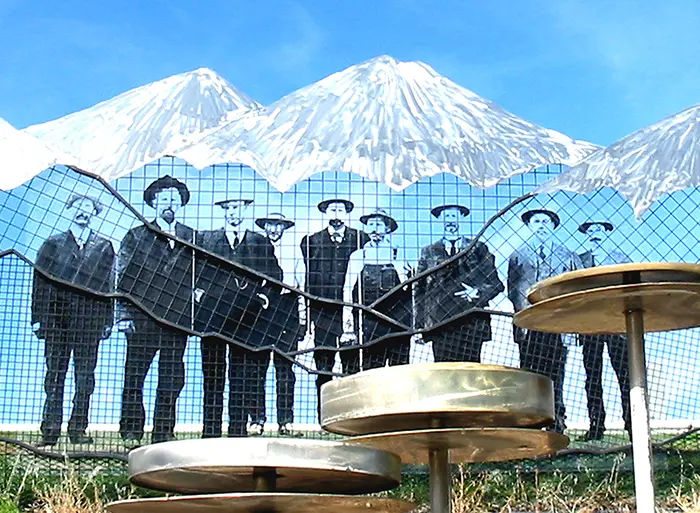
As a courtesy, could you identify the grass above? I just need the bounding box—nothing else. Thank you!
[1,439,700,511]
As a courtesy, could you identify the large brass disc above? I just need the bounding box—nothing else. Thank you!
[321,363,555,436]
[515,282,700,334]
[107,493,416,513]
[128,438,402,495]
[347,428,569,465]
[526,262,700,305]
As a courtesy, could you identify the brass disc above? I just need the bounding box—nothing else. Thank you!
[107,493,416,513]
[128,438,401,495]
[526,262,700,305]
[348,428,569,465]
[515,282,700,334]
[321,363,555,436]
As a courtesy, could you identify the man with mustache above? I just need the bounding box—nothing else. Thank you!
[32,193,115,446]
[507,208,583,434]
[301,199,369,420]
[254,212,305,435]
[577,221,632,441]
[414,205,504,364]
[194,199,281,438]
[341,208,412,370]
[115,175,195,445]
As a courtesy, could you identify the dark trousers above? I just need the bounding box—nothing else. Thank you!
[361,317,410,370]
[120,320,187,443]
[581,334,631,433]
[431,321,486,363]
[517,330,567,432]
[200,337,268,438]
[311,306,360,420]
[41,330,100,440]
[257,352,297,426]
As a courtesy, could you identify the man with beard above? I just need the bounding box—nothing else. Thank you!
[301,199,369,420]
[254,212,305,435]
[194,199,280,438]
[414,205,504,363]
[341,208,412,370]
[116,175,195,445]
[507,208,583,434]
[577,221,632,441]
[32,193,115,446]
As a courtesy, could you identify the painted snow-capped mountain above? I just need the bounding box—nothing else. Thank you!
[536,103,700,217]
[25,68,261,182]
[178,55,600,191]
[0,116,74,190]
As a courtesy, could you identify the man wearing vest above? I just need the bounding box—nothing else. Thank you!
[301,199,369,420]
[577,221,632,441]
[507,208,583,434]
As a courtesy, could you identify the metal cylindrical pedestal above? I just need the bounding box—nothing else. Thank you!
[429,449,451,513]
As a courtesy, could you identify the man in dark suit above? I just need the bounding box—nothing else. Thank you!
[115,175,195,445]
[414,205,504,363]
[194,198,281,438]
[255,212,305,436]
[507,208,583,434]
[301,199,369,420]
[577,221,632,441]
[32,193,115,446]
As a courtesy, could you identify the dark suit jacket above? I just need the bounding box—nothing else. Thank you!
[194,229,283,346]
[300,227,369,306]
[116,221,195,330]
[415,237,504,341]
[32,230,115,338]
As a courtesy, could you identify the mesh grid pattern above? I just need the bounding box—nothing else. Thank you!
[0,159,698,459]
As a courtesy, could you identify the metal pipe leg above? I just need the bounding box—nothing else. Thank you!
[625,309,655,513]
[428,449,451,513]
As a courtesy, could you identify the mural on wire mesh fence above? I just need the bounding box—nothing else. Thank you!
[0,159,697,455]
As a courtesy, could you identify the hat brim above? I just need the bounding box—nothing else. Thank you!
[578,222,614,233]
[318,199,354,213]
[431,205,470,218]
[66,194,104,216]
[255,218,295,230]
[360,213,398,233]
[144,176,190,208]
[521,209,561,228]
[215,199,254,208]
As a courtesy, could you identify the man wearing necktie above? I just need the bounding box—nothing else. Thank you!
[301,199,369,421]
[115,175,195,445]
[507,208,583,434]
[32,193,115,446]
[194,198,280,438]
[414,205,504,363]
[577,221,632,441]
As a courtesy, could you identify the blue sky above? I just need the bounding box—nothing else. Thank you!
[1,0,699,146]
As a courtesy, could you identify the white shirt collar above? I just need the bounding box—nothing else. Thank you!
[327,225,347,238]
[69,225,91,247]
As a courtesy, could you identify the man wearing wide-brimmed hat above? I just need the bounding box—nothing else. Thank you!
[577,221,632,441]
[300,198,369,421]
[342,208,412,370]
[115,174,196,445]
[254,212,305,436]
[32,192,115,446]
[414,204,504,364]
[194,198,282,439]
[507,207,583,434]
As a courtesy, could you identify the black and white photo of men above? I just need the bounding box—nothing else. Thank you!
[342,208,412,370]
[300,199,369,420]
[31,193,115,446]
[414,205,504,363]
[507,208,583,434]
[577,221,632,441]
[115,175,195,445]
[194,199,280,438]
[255,212,305,435]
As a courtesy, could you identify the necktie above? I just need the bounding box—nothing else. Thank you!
[539,245,546,261]
[332,233,342,244]
[591,254,596,267]
[232,233,239,248]
[449,239,457,257]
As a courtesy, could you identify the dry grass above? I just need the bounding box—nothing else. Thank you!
[33,467,106,513]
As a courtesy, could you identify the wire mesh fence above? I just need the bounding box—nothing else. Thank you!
[0,159,698,466]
